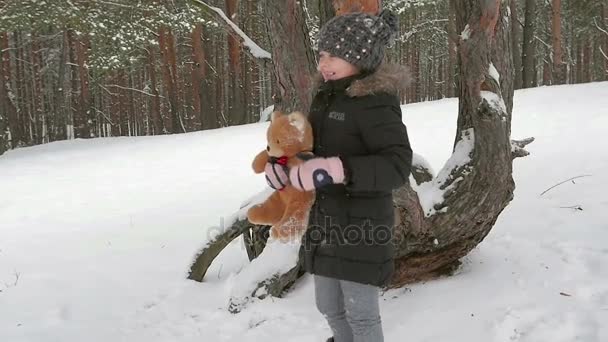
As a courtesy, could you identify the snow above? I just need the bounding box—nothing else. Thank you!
[481,90,508,115]
[258,105,275,123]
[414,128,475,216]
[461,24,471,40]
[489,62,500,83]
[1,82,608,341]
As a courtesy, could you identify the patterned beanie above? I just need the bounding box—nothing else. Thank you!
[317,9,399,73]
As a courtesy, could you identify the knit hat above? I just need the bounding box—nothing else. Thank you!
[317,9,399,73]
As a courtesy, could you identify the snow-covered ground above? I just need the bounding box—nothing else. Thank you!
[1,82,607,342]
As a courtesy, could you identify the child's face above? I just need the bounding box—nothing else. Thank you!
[317,51,360,82]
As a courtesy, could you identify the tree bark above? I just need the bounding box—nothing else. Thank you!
[583,38,592,83]
[147,46,163,134]
[319,0,337,27]
[522,0,537,88]
[448,0,458,97]
[604,1,608,80]
[226,0,246,125]
[510,0,523,89]
[332,0,380,16]
[191,24,205,130]
[263,0,316,113]
[158,27,182,133]
[77,35,94,138]
[1,32,19,151]
[188,0,527,312]
[67,30,82,139]
[391,0,517,287]
[551,0,565,84]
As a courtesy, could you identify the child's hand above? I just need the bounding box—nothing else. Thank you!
[265,161,290,190]
[289,157,345,191]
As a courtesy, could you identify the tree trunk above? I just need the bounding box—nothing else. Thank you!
[319,0,337,27]
[1,32,19,151]
[188,0,528,312]
[191,24,205,130]
[510,0,523,89]
[263,0,316,113]
[604,2,608,80]
[77,35,94,138]
[158,27,182,133]
[332,0,380,15]
[226,0,246,125]
[391,0,517,287]
[147,46,163,135]
[583,38,592,83]
[52,30,68,141]
[522,0,537,88]
[0,33,7,155]
[448,0,458,97]
[551,0,565,84]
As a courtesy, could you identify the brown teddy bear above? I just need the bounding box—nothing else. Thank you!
[247,111,315,241]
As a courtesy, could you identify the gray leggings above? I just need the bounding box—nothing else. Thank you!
[314,275,384,342]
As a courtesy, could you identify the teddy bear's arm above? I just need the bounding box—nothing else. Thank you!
[252,149,269,174]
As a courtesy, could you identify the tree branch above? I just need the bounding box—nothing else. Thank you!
[593,17,608,36]
[599,46,608,62]
[540,175,593,197]
[103,84,164,98]
[190,0,272,60]
[92,107,115,125]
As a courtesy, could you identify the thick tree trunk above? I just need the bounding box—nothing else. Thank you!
[188,0,526,312]
[522,0,537,88]
[390,0,516,287]
[263,0,316,113]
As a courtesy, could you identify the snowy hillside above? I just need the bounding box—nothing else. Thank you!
[1,82,607,342]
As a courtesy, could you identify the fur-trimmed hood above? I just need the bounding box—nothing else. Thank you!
[313,63,411,97]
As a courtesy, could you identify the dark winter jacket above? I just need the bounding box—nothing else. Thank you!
[301,63,413,287]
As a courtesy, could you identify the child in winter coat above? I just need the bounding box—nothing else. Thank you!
[265,9,413,342]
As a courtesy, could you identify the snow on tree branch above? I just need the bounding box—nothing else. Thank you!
[191,0,272,60]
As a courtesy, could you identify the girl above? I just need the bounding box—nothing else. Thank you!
[265,9,412,342]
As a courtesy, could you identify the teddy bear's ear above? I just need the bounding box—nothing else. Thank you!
[270,111,283,122]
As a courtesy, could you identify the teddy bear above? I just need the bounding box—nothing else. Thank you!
[246,111,315,241]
